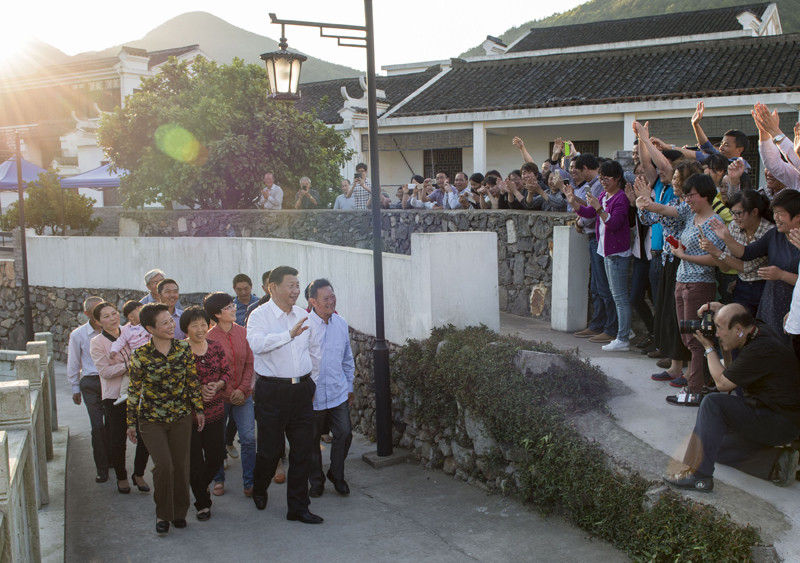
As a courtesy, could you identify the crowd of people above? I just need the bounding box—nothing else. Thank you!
[67,267,355,534]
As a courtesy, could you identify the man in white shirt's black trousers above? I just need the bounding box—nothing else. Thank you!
[246,266,323,524]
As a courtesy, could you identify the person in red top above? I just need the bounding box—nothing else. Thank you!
[203,292,257,497]
[182,306,231,521]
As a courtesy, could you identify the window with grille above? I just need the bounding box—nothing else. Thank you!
[708,136,760,184]
[423,148,463,180]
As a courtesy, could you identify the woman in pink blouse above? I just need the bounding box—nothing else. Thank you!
[89,301,150,494]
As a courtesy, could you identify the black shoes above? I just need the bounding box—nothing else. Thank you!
[172,518,187,529]
[117,480,131,494]
[156,520,170,536]
[327,470,350,496]
[95,470,109,484]
[286,510,324,524]
[309,484,324,498]
[197,508,211,521]
[253,492,268,510]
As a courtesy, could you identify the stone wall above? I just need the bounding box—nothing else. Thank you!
[0,285,206,360]
[96,208,573,318]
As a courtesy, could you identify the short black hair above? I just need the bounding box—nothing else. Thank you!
[599,160,624,186]
[435,171,449,179]
[269,266,298,286]
[684,173,717,204]
[308,278,332,299]
[520,162,538,175]
[455,171,468,181]
[509,169,521,177]
[140,303,169,331]
[203,292,233,323]
[661,149,684,163]
[180,305,210,334]
[122,300,142,319]
[92,301,115,321]
[469,172,484,184]
[411,175,424,184]
[723,129,749,152]
[355,162,367,171]
[572,153,599,171]
[157,278,178,294]
[261,270,272,285]
[484,175,498,187]
[485,170,501,179]
[232,273,252,287]
[772,189,800,219]
[704,153,729,173]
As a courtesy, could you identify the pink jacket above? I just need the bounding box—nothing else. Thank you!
[206,323,255,400]
[89,332,129,400]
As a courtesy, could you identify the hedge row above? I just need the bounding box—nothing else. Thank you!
[392,325,760,561]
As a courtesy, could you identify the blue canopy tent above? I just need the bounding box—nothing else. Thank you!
[0,157,46,189]
[60,163,128,189]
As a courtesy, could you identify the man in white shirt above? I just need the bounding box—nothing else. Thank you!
[307,279,355,497]
[246,266,322,523]
[257,172,284,210]
[66,295,109,483]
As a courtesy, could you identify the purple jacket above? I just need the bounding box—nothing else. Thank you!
[576,190,631,256]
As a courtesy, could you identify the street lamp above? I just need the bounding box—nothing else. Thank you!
[268,2,393,457]
[260,25,307,101]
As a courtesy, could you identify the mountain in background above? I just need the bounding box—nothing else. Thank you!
[72,11,362,83]
[0,39,71,76]
[460,0,798,57]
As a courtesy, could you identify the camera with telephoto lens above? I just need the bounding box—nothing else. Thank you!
[679,306,715,337]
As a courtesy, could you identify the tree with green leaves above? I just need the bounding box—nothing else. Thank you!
[98,57,351,209]
[0,170,100,235]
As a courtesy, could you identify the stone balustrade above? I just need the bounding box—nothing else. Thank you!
[0,392,41,563]
[0,332,57,562]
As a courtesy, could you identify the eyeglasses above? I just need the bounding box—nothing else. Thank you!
[222,304,237,311]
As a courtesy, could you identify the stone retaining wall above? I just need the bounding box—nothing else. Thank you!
[94,209,573,318]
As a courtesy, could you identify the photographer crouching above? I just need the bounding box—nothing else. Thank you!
[666,302,800,492]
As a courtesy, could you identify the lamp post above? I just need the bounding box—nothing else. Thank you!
[14,130,34,342]
[265,2,393,457]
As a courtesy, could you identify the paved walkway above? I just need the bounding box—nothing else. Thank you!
[57,362,624,562]
[500,312,800,560]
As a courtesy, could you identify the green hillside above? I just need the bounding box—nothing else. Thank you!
[460,0,798,57]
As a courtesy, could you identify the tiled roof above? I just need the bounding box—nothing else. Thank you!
[294,68,440,124]
[506,4,770,53]
[390,33,800,117]
[147,45,202,68]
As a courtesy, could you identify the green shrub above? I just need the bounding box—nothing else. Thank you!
[392,325,760,561]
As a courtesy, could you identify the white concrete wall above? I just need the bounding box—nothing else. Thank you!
[375,149,423,188]
[25,234,499,344]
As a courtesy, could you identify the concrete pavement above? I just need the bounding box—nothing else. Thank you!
[56,362,625,562]
[500,312,800,561]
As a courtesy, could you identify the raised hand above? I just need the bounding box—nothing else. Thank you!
[708,217,728,240]
[586,192,601,211]
[697,230,720,258]
[290,317,309,339]
[512,136,525,149]
[691,101,705,125]
[752,103,782,137]
[789,228,800,251]
[650,137,669,151]
[794,122,800,156]
[634,174,652,202]
[727,158,745,180]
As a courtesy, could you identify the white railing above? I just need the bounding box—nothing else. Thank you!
[0,332,57,562]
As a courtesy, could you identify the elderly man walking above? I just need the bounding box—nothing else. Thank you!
[67,295,110,483]
[307,279,355,497]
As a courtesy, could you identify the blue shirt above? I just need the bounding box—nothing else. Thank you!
[233,294,259,326]
[172,307,185,339]
[308,310,355,411]
[650,179,674,252]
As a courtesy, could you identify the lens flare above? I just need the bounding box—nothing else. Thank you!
[154,124,204,164]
